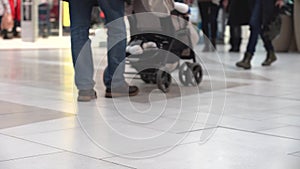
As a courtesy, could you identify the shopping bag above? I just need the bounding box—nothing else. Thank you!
[1,11,14,31]
[263,13,282,40]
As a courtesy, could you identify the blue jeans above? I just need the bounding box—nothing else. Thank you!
[246,0,274,55]
[69,0,126,90]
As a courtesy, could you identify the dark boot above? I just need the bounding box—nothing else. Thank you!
[262,51,277,66]
[211,38,216,51]
[2,29,13,39]
[229,38,241,52]
[236,52,253,69]
[229,26,242,52]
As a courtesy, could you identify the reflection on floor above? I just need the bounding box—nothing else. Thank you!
[0,41,300,169]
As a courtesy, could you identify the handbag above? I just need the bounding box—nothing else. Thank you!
[262,7,282,41]
[1,11,14,31]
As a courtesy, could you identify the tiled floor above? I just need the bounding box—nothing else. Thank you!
[0,35,299,169]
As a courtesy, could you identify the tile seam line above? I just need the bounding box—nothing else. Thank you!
[218,126,300,141]
[227,91,300,102]
[102,127,219,160]
[0,151,65,163]
[288,151,300,155]
[0,133,136,169]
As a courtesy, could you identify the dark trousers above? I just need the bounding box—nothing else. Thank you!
[198,2,219,43]
[230,25,242,50]
[246,0,274,55]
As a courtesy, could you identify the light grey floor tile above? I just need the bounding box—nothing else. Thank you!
[0,37,300,168]
[224,93,300,112]
[259,126,300,139]
[16,122,185,159]
[226,111,286,121]
[290,151,300,157]
[219,116,288,132]
[261,115,300,126]
[0,117,79,136]
[14,127,113,158]
[282,93,300,100]
[0,134,61,161]
[226,83,300,97]
[0,152,132,169]
[105,128,300,169]
[270,105,300,116]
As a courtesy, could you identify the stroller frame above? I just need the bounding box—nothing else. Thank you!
[125,10,203,92]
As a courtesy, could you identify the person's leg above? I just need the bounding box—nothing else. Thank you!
[98,0,127,89]
[229,25,242,52]
[98,0,138,98]
[245,0,262,55]
[261,0,277,66]
[217,8,227,44]
[198,1,211,50]
[209,2,220,49]
[69,0,96,101]
[236,0,262,69]
[198,2,209,38]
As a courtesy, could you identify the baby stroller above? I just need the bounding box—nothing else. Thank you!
[126,0,203,92]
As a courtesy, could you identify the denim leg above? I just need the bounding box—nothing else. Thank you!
[246,0,262,55]
[69,0,95,90]
[98,0,127,88]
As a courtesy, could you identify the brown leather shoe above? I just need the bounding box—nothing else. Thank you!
[105,85,139,98]
[77,89,97,102]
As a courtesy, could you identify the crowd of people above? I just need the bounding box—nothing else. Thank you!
[196,0,285,69]
[65,0,288,101]
[0,0,290,100]
[0,0,60,39]
[0,0,20,39]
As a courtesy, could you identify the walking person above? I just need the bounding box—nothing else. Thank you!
[66,0,139,101]
[197,0,220,51]
[236,0,284,69]
[0,0,12,39]
[223,0,251,52]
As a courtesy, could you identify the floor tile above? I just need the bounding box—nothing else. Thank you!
[0,134,61,161]
[0,108,74,129]
[0,101,40,114]
[290,151,300,157]
[259,126,300,140]
[105,128,300,169]
[0,152,132,169]
[261,115,300,126]
[0,117,79,136]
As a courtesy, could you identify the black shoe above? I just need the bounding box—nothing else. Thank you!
[229,48,240,53]
[105,85,139,98]
[77,89,97,102]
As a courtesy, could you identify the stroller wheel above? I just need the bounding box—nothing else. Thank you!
[179,62,193,86]
[156,70,172,93]
[189,63,203,86]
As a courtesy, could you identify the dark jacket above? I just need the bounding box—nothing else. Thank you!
[227,0,251,26]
